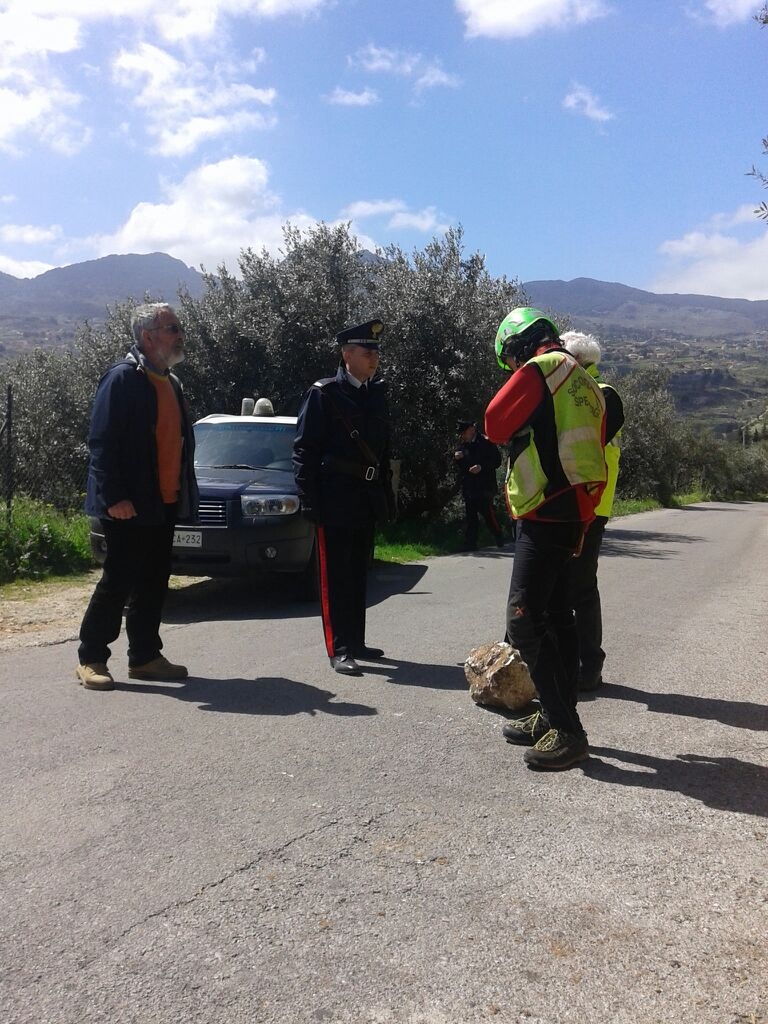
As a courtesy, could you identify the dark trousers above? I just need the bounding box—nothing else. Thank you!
[570,516,607,682]
[316,522,374,658]
[505,519,585,736]
[78,507,176,667]
[463,492,503,548]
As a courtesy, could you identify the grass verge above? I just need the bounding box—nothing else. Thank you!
[0,498,91,584]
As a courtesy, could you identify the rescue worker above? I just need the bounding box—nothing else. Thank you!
[560,331,625,693]
[484,307,607,770]
[453,418,505,551]
[293,319,394,676]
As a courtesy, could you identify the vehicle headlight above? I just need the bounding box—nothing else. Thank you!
[241,494,300,517]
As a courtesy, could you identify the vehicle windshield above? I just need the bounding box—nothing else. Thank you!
[194,421,296,470]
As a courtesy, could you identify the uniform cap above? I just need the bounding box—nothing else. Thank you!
[456,418,475,433]
[336,319,385,348]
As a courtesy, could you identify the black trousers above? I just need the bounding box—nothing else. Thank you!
[463,492,503,548]
[505,519,585,736]
[569,515,607,681]
[316,522,374,658]
[78,506,176,667]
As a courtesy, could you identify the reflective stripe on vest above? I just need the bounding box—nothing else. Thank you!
[505,350,607,518]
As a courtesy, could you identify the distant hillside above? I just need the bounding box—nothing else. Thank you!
[2,252,205,318]
[523,277,768,338]
[0,253,206,357]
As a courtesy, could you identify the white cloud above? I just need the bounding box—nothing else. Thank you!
[455,0,611,39]
[388,207,450,233]
[112,43,277,156]
[1,1,329,44]
[341,198,450,235]
[341,200,407,219]
[563,83,614,123]
[0,223,62,244]
[92,155,316,271]
[0,11,82,58]
[0,1,326,155]
[414,65,460,92]
[0,71,91,155]
[697,0,761,26]
[0,253,56,278]
[652,210,768,299]
[326,87,379,107]
[350,45,459,92]
[352,45,421,76]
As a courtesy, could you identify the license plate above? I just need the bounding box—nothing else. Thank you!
[173,529,202,548]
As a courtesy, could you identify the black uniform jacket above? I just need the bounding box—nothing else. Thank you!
[293,367,394,528]
[455,432,502,498]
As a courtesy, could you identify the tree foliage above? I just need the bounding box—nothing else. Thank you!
[751,4,768,220]
[2,222,767,522]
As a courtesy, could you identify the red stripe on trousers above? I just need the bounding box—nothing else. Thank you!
[316,525,336,657]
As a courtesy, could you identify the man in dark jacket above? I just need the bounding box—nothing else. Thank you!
[453,419,504,550]
[293,319,394,676]
[76,302,198,691]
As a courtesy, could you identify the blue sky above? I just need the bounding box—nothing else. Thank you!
[1,0,767,298]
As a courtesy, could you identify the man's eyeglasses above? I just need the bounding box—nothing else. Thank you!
[148,323,184,335]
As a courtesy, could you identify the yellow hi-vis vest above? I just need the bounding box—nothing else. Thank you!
[587,364,621,517]
[505,350,607,518]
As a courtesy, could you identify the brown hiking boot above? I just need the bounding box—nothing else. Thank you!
[76,663,115,691]
[128,655,188,681]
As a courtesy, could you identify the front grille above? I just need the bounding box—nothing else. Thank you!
[197,499,228,525]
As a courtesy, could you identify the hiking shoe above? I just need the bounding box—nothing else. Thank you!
[524,729,589,770]
[128,656,188,681]
[76,663,115,691]
[502,710,549,745]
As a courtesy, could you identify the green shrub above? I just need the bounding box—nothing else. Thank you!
[0,497,91,583]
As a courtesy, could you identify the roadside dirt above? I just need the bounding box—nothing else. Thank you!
[0,574,205,653]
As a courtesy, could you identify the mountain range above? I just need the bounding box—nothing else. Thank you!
[0,252,205,320]
[2,253,768,360]
[523,278,768,338]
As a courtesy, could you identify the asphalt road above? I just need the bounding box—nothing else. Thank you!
[1,502,767,1024]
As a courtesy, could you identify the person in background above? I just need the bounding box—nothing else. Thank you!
[453,418,505,551]
[485,308,607,770]
[560,331,625,693]
[293,319,394,676]
[76,303,198,690]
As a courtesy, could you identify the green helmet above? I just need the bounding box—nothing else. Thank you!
[494,307,558,371]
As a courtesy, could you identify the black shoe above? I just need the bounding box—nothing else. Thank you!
[524,729,589,770]
[355,646,385,659]
[502,710,549,745]
[330,654,362,675]
[496,535,505,548]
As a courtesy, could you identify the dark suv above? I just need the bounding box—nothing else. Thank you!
[89,408,317,594]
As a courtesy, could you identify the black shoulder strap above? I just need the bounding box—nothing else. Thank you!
[318,385,380,468]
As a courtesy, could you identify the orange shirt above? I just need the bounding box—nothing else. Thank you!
[147,370,182,504]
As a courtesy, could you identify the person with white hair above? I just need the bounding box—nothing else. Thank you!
[76,302,199,690]
[560,330,625,693]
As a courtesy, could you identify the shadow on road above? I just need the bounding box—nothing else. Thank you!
[362,658,468,690]
[584,746,768,819]
[601,528,704,559]
[117,676,377,717]
[598,681,768,732]
[163,561,429,625]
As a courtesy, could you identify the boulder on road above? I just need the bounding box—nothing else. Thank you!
[465,641,536,711]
